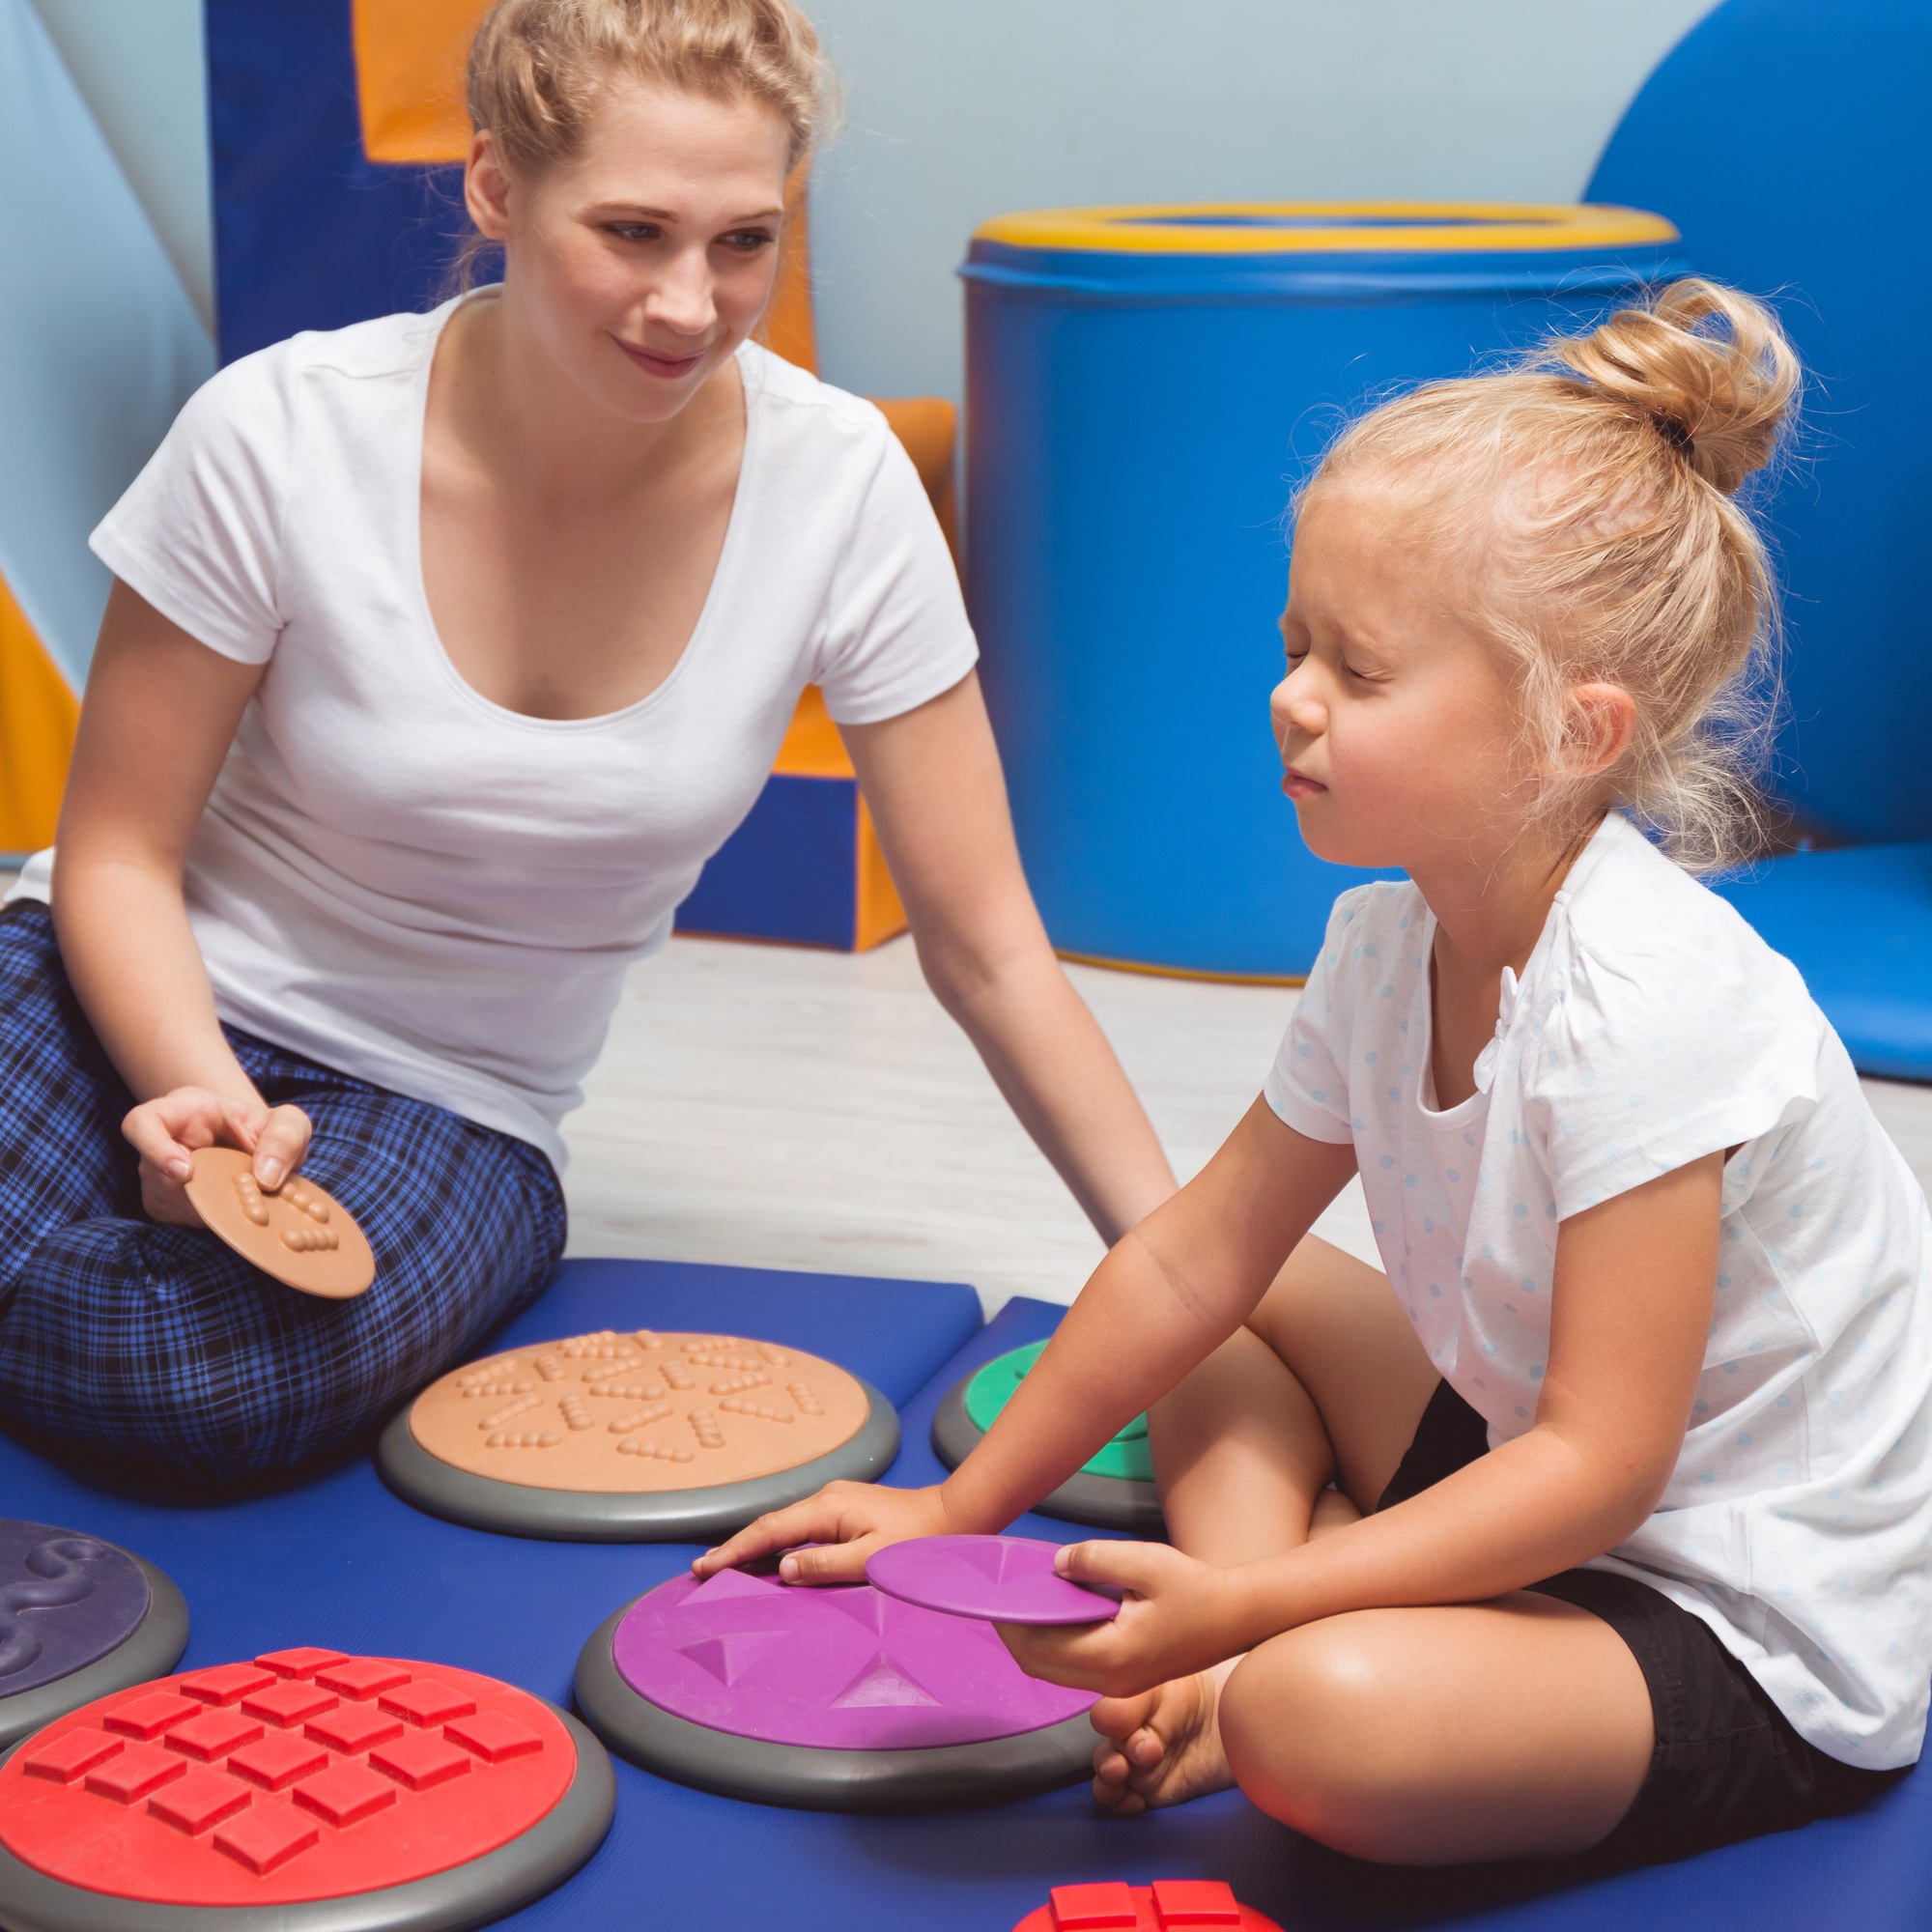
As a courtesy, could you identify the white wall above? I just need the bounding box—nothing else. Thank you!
[804,0,1721,403]
[19,0,1719,395]
[26,0,213,330]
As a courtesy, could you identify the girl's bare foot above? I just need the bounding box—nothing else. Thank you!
[1090,1657,1240,1815]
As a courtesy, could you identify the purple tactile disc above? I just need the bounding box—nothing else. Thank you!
[611,1569,1094,1749]
[867,1536,1122,1626]
[0,1520,152,1698]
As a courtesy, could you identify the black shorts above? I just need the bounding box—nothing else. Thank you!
[1378,1380,1904,1863]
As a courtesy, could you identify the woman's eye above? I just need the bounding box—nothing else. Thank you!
[721,229,775,254]
[605,222,661,243]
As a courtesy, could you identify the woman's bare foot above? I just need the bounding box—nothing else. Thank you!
[1089,1657,1240,1815]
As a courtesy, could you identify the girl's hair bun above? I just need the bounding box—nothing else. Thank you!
[1548,278,1800,496]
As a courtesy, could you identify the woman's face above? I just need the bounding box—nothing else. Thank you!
[467,79,792,422]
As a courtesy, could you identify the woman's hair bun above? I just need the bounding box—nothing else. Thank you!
[1548,277,1801,495]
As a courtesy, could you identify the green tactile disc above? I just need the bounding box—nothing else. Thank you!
[961,1343,1153,1483]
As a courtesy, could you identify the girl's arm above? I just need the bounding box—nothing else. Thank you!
[51,581,312,1224]
[695,1098,1356,1580]
[1010,1148,1724,1693]
[839,671,1179,1246]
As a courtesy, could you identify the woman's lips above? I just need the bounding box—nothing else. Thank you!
[616,338,706,380]
[1282,768,1327,799]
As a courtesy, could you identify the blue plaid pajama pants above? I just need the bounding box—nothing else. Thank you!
[0,902,566,1487]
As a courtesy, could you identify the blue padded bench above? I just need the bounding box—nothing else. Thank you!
[2,1261,1926,1928]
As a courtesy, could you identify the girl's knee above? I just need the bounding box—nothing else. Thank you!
[1220,1620,1426,1860]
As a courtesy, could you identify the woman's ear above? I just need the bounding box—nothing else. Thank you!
[1557,682,1637,779]
[464,130,515,242]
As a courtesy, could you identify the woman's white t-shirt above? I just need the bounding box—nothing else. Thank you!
[9,297,978,1167]
[1264,811,1932,1769]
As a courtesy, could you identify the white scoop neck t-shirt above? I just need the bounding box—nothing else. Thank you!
[1265,811,1932,1769]
[9,297,978,1166]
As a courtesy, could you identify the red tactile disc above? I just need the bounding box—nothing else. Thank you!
[0,1653,574,1908]
[1013,1880,1284,1932]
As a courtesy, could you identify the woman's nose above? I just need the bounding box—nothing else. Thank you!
[648,249,717,337]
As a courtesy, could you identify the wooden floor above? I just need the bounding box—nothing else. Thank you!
[565,931,1932,1316]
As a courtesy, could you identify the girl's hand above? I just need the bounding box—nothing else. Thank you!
[996,1541,1256,1700]
[122,1088,313,1229]
[693,1482,960,1585]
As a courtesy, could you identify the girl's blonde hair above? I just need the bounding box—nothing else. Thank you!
[1306,278,1801,872]
[465,0,824,176]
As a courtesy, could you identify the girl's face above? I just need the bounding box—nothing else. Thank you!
[467,80,792,422]
[1270,482,1533,874]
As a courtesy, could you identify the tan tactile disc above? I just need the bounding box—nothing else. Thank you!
[183,1149,375,1300]
[408,1332,870,1493]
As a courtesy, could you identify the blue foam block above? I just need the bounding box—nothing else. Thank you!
[1715,844,1932,1082]
[1,1272,1925,1927]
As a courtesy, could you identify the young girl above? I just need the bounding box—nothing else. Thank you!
[700,280,1932,1868]
[0,0,1175,1488]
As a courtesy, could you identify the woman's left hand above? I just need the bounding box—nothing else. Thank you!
[995,1540,1258,1700]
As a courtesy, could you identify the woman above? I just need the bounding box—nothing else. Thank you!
[0,0,1175,1487]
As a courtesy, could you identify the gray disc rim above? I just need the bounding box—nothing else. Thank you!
[573,1597,1095,1813]
[0,1553,190,1751]
[0,1703,613,1932]
[931,1376,1166,1535]
[377,1376,900,1542]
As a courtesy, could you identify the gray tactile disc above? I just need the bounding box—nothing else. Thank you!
[378,1378,899,1542]
[0,1705,614,1932]
[0,1548,189,1751]
[574,1598,1096,1813]
[930,1377,1166,1535]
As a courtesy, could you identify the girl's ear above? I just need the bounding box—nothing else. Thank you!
[1556,682,1637,780]
[465,130,516,243]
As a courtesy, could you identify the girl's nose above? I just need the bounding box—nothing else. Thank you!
[1270,673,1325,747]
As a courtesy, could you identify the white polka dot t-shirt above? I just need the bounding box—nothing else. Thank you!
[1264,810,1932,1768]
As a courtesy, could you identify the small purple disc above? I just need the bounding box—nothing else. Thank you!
[611,1569,1094,1749]
[0,1521,152,1698]
[866,1536,1122,1626]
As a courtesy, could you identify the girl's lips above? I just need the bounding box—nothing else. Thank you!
[616,338,706,380]
[1282,769,1327,799]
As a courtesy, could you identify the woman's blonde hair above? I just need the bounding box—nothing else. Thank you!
[1305,278,1801,872]
[468,0,824,171]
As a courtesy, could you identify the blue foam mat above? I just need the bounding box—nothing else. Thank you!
[2,1265,1926,1928]
[1715,844,1932,1082]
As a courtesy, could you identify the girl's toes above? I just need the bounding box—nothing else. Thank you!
[1090,1690,1158,1747]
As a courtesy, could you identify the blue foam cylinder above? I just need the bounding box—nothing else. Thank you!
[962,206,1690,977]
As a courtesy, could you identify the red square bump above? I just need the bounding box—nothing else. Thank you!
[1051,1884,1142,1930]
[368,1730,472,1792]
[380,1678,476,1728]
[86,1741,188,1804]
[305,1704,404,1755]
[314,1659,412,1702]
[1151,1881,1242,1927]
[102,1691,201,1741]
[19,1730,123,1785]
[444,1710,543,1765]
[293,1760,398,1829]
[227,1731,330,1793]
[148,1766,253,1836]
[255,1646,348,1682]
[180,1663,277,1708]
[213,1803,320,1876]
[242,1681,339,1729]
[165,1708,264,1762]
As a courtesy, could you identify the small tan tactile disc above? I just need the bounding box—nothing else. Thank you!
[183,1149,375,1300]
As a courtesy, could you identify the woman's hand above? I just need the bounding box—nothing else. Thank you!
[996,1541,1257,1700]
[123,1088,312,1229]
[693,1481,963,1585]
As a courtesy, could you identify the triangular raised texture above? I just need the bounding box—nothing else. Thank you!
[818,1587,893,1634]
[829,1649,941,1709]
[683,1568,780,1605]
[950,1539,1022,1584]
[675,1629,788,1686]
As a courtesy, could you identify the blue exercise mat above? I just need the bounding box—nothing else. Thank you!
[1715,844,1932,1083]
[1,1264,1925,1927]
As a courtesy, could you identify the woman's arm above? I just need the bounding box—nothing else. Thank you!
[696,1099,1355,1579]
[1009,1149,1725,1693]
[51,581,311,1222]
[840,670,1177,1245]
